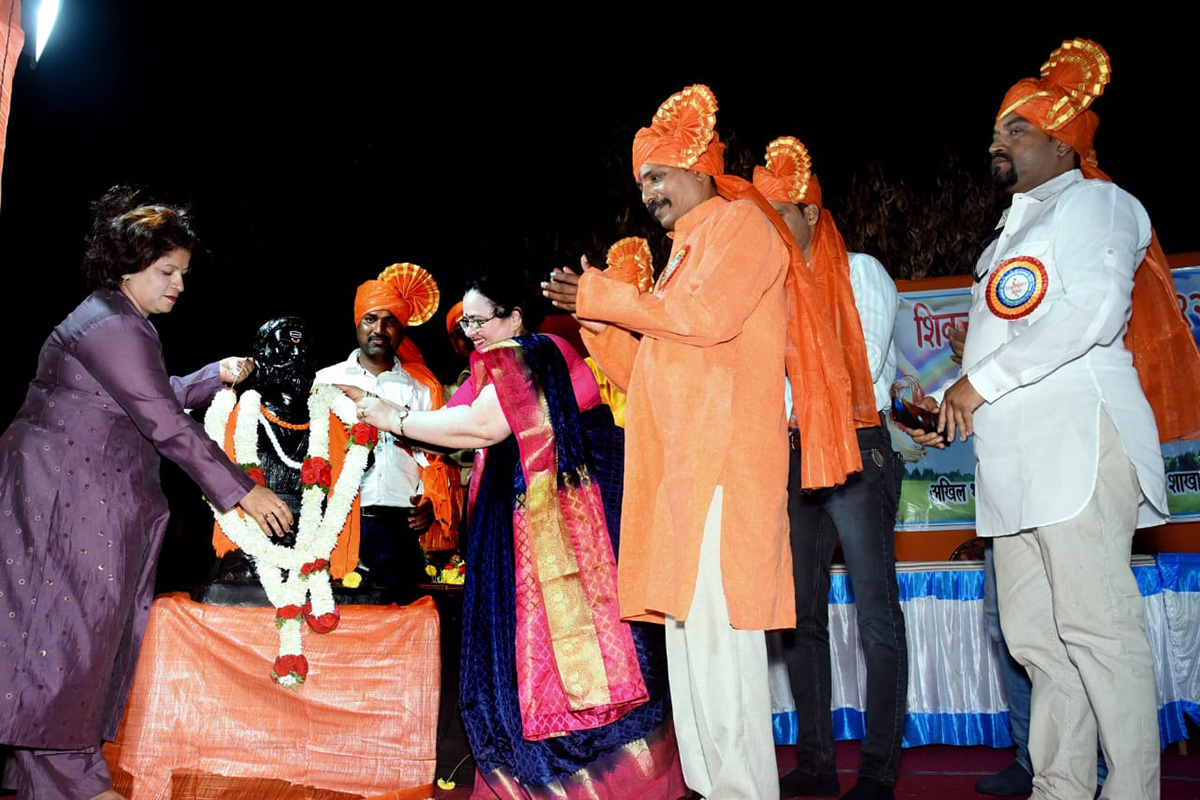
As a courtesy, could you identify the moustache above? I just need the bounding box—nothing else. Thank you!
[646,198,668,216]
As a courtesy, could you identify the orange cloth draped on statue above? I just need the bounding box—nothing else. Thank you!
[210,402,363,580]
[579,196,794,630]
[211,340,462,569]
[103,594,439,800]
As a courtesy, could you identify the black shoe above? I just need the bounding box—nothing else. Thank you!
[975,761,1033,796]
[839,777,894,800]
[779,767,840,798]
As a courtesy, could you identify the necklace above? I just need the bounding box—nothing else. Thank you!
[259,413,306,469]
[261,404,310,431]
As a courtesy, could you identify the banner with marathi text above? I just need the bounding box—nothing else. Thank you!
[891,266,1200,529]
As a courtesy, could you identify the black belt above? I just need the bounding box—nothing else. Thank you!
[360,505,413,519]
[788,412,889,450]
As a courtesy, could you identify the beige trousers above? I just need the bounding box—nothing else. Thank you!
[664,486,779,799]
[994,412,1160,800]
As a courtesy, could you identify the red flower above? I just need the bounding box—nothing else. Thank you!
[273,654,309,680]
[300,559,330,576]
[245,467,266,486]
[300,457,332,488]
[349,422,379,448]
[306,609,340,634]
[276,604,303,620]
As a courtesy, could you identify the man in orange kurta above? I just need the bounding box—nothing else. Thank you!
[546,84,835,800]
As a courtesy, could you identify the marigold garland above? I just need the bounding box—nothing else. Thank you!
[204,384,374,687]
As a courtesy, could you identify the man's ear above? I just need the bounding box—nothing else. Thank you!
[804,204,821,227]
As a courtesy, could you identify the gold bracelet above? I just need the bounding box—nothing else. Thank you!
[397,405,411,438]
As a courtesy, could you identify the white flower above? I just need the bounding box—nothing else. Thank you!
[202,382,374,684]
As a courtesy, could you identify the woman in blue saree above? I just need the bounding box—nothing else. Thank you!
[352,275,683,799]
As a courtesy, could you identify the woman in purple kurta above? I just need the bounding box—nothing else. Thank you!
[0,188,293,800]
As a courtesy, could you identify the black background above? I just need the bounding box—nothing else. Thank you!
[2,5,1197,422]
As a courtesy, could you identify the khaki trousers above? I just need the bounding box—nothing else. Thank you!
[665,487,779,799]
[994,412,1159,800]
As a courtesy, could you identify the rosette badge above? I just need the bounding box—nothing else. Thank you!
[604,237,654,293]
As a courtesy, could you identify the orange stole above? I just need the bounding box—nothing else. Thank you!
[1081,162,1200,443]
[396,337,463,551]
[711,173,862,488]
[808,212,881,431]
[210,403,361,580]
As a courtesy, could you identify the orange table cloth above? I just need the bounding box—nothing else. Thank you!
[103,593,440,800]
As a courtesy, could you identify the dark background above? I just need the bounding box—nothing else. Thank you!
[2,5,1197,420]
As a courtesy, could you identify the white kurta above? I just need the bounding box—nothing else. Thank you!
[961,169,1167,537]
[314,350,431,508]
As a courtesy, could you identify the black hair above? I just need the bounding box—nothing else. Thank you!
[83,186,200,289]
[463,270,547,332]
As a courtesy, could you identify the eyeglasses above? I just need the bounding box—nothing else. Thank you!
[459,313,498,332]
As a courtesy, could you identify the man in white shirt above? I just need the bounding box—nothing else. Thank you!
[315,277,440,603]
[916,39,1198,800]
[754,138,906,800]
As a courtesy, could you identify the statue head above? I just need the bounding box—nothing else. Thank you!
[250,316,315,407]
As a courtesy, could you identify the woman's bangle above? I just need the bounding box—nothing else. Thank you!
[396,405,411,438]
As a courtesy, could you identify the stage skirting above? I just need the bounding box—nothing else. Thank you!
[103,593,440,800]
[769,554,1200,749]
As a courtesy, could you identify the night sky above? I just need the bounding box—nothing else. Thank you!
[1,6,1197,426]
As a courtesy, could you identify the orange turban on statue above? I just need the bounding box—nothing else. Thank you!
[998,39,1200,442]
[754,137,879,431]
[633,85,861,487]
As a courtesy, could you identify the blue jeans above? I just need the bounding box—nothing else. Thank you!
[778,426,908,784]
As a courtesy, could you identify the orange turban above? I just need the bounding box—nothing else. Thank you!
[754,137,878,431]
[752,137,822,207]
[354,280,411,326]
[353,262,440,327]
[995,38,1109,167]
[445,301,464,337]
[631,85,726,180]
[631,86,861,488]
[997,40,1200,442]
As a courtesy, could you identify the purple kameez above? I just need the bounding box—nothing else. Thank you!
[0,290,253,759]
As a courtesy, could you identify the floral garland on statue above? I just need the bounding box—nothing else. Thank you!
[203,384,378,687]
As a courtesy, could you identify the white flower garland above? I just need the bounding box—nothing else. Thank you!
[204,384,373,687]
[258,413,305,469]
